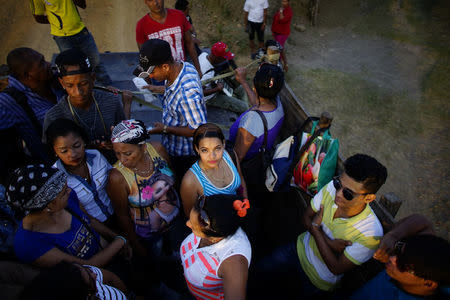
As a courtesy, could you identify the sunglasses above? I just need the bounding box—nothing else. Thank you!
[332,176,369,201]
[137,65,156,79]
[393,241,416,275]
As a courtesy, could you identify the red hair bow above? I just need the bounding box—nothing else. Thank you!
[233,199,250,217]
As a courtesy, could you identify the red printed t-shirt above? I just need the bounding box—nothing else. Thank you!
[136,9,192,62]
[271,5,293,36]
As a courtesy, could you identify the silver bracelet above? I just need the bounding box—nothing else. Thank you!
[311,222,320,227]
[114,235,127,245]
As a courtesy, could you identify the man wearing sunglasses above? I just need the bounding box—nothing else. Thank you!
[249,154,387,298]
[135,38,206,180]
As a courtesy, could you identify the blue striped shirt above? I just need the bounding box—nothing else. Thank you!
[0,76,64,161]
[162,62,206,156]
[54,149,113,222]
[189,151,241,196]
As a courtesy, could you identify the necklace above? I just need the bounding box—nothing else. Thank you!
[200,159,232,187]
[67,94,107,139]
[67,161,91,182]
[132,152,154,177]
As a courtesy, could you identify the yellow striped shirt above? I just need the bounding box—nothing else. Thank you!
[297,181,383,291]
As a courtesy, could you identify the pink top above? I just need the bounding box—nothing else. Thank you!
[180,228,251,300]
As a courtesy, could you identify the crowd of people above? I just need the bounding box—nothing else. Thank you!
[0,1,448,300]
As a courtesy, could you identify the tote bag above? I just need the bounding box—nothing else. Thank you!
[293,121,339,195]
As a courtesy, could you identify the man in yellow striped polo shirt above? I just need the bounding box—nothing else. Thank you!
[29,0,111,84]
[249,153,387,298]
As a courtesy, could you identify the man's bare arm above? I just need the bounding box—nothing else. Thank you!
[149,122,196,137]
[310,224,357,274]
[373,214,435,263]
[184,31,202,77]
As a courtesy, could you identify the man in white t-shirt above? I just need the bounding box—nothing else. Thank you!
[199,42,248,113]
[243,0,269,59]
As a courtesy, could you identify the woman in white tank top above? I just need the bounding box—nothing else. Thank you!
[180,194,252,300]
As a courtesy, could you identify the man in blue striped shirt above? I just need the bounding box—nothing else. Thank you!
[137,39,206,180]
[0,48,65,170]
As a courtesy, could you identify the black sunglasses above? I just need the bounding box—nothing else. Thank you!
[332,176,369,201]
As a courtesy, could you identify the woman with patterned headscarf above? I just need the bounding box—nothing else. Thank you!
[7,164,129,268]
[108,119,182,259]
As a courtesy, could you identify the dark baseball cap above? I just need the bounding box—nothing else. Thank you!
[133,39,173,78]
[55,48,93,77]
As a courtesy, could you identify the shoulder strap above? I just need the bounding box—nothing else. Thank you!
[3,87,43,134]
[204,67,215,76]
[254,110,268,150]
[228,149,239,168]
[224,140,238,167]
[65,206,104,250]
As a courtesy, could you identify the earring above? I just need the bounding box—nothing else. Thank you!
[46,208,51,212]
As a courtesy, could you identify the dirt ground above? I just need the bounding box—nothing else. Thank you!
[1,0,448,238]
[280,0,450,239]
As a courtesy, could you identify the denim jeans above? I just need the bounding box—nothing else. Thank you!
[53,27,111,85]
[248,241,324,299]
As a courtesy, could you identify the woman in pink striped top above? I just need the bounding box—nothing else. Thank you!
[180,194,252,300]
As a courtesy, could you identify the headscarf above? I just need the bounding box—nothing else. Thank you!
[6,164,67,216]
[111,119,148,144]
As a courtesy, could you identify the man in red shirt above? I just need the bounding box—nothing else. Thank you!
[136,0,202,79]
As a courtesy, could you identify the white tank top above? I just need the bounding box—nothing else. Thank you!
[180,227,252,299]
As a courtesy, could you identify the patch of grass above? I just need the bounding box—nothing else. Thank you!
[291,68,423,139]
[191,0,246,53]
[419,55,450,124]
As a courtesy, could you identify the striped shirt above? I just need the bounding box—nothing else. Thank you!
[181,228,251,300]
[297,181,383,291]
[54,149,113,222]
[189,151,241,196]
[43,90,125,143]
[0,76,64,162]
[84,265,127,300]
[162,62,206,156]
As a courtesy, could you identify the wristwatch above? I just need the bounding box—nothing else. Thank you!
[163,125,167,134]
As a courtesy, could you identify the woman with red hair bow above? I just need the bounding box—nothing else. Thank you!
[180,194,251,300]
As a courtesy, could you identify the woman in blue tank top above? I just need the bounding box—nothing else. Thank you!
[180,123,248,217]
